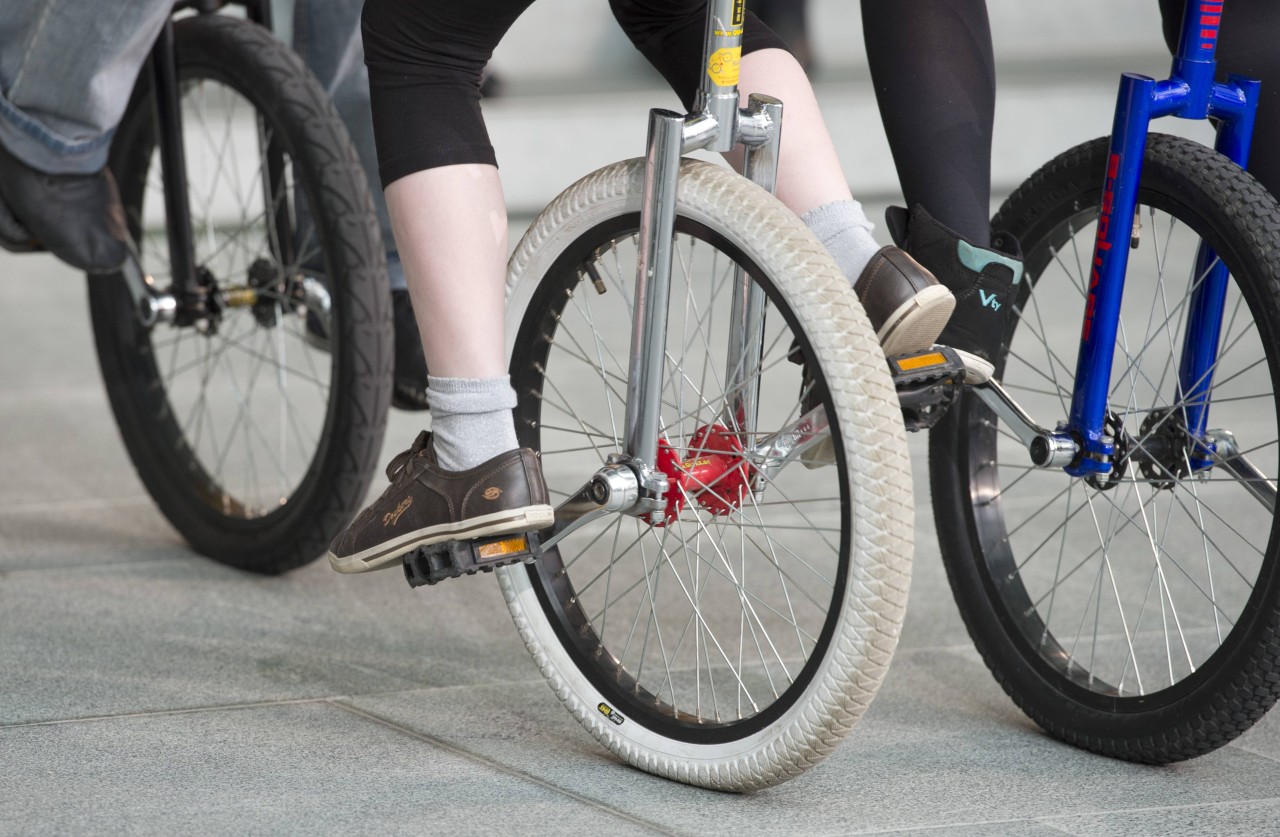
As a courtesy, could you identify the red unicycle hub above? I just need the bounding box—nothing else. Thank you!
[645,424,754,525]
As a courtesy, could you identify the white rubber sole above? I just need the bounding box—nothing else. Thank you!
[876,285,957,358]
[328,504,555,574]
[955,349,995,384]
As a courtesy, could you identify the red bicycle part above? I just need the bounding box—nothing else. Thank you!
[644,425,754,526]
[685,424,752,516]
[643,438,689,525]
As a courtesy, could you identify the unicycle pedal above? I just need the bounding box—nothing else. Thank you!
[402,531,543,588]
[889,345,967,432]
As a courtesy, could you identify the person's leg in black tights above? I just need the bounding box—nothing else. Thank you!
[861,0,1015,375]
[1158,0,1280,197]
[862,0,995,247]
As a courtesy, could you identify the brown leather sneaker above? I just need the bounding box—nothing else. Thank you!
[328,431,554,574]
[854,245,955,356]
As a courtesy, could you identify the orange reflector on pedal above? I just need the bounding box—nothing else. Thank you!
[477,536,529,559]
[895,352,947,372]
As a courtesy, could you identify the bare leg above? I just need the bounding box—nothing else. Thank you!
[384,164,508,379]
[736,48,853,216]
[736,48,955,357]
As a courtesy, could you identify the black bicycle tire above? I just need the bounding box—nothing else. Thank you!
[930,133,1280,762]
[92,14,392,574]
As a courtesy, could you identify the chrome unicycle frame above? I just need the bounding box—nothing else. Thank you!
[538,0,796,549]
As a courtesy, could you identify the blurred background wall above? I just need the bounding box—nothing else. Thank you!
[272,0,1196,216]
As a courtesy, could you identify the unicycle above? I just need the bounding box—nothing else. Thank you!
[401,0,915,791]
[930,0,1280,762]
[94,3,392,574]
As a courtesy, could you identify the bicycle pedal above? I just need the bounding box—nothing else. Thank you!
[889,346,967,433]
[402,531,543,588]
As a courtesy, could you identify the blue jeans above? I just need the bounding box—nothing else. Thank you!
[291,0,404,290]
[0,0,170,174]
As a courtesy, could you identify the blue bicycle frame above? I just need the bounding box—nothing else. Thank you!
[1063,0,1261,478]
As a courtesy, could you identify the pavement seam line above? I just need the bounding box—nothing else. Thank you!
[0,696,334,729]
[848,818,1074,836]
[1228,738,1280,763]
[1033,795,1280,824]
[328,699,680,836]
[0,557,190,578]
[0,496,153,515]
[845,798,1280,836]
[0,680,554,730]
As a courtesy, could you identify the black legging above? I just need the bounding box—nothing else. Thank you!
[1158,0,1279,197]
[361,0,787,188]
[862,0,996,246]
[862,1,1279,249]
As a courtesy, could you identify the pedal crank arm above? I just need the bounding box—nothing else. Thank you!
[1206,429,1277,513]
[121,249,176,327]
[970,378,1078,469]
[747,405,829,478]
[539,464,642,551]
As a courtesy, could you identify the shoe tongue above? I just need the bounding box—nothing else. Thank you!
[386,430,434,481]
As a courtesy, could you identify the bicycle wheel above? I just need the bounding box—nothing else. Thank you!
[92,15,392,574]
[931,133,1280,761]
[498,159,913,790]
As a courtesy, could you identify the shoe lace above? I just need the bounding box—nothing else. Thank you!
[385,430,432,483]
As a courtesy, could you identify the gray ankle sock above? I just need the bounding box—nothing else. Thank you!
[802,200,882,286]
[426,375,519,472]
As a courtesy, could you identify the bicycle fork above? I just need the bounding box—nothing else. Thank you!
[540,0,791,549]
[979,6,1273,507]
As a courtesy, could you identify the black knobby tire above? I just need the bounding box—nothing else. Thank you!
[93,15,391,574]
[930,133,1280,762]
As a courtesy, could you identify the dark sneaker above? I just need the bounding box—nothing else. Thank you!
[786,246,951,467]
[390,289,430,411]
[854,245,955,357]
[0,143,129,274]
[328,430,554,574]
[885,205,1024,383]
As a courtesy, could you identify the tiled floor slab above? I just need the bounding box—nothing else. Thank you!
[343,648,1280,835]
[0,702,661,835]
[0,556,538,725]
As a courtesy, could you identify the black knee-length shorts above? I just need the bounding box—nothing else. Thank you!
[361,0,787,187]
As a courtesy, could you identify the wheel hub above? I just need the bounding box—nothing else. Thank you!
[645,425,754,525]
[247,257,287,327]
[1137,408,1190,489]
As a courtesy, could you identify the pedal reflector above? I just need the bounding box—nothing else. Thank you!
[477,535,529,560]
[892,351,948,373]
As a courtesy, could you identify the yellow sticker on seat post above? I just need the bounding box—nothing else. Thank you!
[707,46,741,87]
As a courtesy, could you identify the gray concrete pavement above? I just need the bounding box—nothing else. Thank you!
[6,14,1280,828]
[6,233,1280,833]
